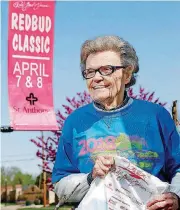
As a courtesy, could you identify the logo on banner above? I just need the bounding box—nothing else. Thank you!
[13,1,49,11]
[26,93,38,105]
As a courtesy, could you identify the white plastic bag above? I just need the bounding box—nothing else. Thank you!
[76,156,170,210]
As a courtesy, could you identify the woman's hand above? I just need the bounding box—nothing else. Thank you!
[146,192,179,210]
[92,155,115,179]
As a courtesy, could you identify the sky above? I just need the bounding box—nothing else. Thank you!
[1,1,180,176]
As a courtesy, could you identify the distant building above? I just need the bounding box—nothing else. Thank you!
[1,184,22,203]
[0,184,55,204]
[23,185,43,202]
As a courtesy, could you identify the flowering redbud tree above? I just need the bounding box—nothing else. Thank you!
[30,86,166,190]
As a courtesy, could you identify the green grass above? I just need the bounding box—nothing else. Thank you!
[18,205,74,210]
[18,208,54,210]
[1,203,16,206]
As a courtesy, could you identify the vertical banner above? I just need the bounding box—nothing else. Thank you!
[8,1,58,130]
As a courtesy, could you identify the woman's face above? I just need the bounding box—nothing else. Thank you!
[85,51,131,104]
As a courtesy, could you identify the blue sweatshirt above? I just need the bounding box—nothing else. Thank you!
[52,99,180,184]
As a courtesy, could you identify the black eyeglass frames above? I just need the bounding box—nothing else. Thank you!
[82,65,126,79]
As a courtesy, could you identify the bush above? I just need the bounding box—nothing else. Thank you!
[17,195,27,201]
[25,200,32,206]
[34,199,41,205]
[37,195,43,204]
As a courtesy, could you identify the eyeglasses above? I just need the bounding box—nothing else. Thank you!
[82,65,126,79]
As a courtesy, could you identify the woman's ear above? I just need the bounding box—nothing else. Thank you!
[124,66,133,85]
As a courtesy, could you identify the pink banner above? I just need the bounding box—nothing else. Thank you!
[8,1,58,130]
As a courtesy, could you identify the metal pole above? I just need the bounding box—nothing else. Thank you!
[5,178,7,206]
[41,131,47,207]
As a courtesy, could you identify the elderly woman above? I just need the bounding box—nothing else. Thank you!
[52,36,180,210]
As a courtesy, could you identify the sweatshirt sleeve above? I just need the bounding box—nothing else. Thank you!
[52,117,90,203]
[52,135,80,183]
[54,173,90,205]
[158,106,180,181]
[52,116,80,183]
[166,126,180,178]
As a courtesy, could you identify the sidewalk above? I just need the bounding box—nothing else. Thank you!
[1,205,43,210]
[1,205,22,210]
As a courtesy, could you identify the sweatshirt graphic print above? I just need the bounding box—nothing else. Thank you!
[52,99,180,184]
